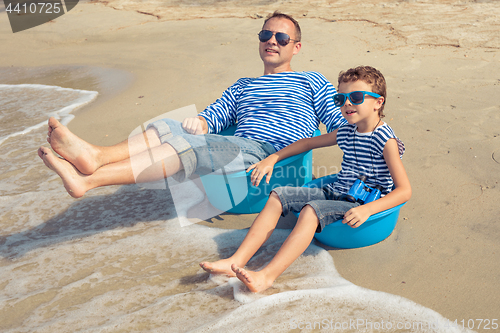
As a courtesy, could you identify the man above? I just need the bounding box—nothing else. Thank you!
[38,12,346,198]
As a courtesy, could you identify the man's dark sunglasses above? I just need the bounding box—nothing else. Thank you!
[258,30,298,46]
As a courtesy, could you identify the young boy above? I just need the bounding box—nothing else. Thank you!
[200,66,411,293]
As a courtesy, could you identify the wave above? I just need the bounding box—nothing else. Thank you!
[0,84,98,146]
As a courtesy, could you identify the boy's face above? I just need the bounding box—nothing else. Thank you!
[337,80,385,132]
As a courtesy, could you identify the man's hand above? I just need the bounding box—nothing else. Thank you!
[182,116,208,135]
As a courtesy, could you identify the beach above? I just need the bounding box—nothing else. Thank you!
[0,0,499,331]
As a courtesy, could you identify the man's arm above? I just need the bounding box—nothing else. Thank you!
[182,116,209,135]
[198,78,252,134]
[307,72,347,132]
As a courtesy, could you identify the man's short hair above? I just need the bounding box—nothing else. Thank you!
[338,66,387,117]
[263,11,301,42]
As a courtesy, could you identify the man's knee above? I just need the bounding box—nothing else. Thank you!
[161,118,182,128]
[145,128,161,148]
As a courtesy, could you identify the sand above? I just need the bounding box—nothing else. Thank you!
[1,0,499,331]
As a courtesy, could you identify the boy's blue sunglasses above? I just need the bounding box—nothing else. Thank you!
[333,91,382,107]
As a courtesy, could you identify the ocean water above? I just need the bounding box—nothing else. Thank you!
[0,84,474,332]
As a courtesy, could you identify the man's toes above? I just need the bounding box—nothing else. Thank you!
[48,117,60,129]
[38,147,47,157]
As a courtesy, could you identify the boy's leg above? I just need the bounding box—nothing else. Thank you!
[47,117,162,175]
[200,187,327,278]
[232,204,319,293]
[200,192,284,277]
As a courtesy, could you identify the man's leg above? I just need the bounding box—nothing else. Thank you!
[38,137,182,198]
[47,117,162,175]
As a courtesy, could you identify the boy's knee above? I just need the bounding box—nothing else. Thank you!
[301,204,319,218]
[269,191,282,203]
[268,191,284,208]
[297,204,321,230]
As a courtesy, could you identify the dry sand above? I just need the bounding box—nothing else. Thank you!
[1,0,499,330]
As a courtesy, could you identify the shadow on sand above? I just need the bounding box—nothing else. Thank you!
[0,185,175,259]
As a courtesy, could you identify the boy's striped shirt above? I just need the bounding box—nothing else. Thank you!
[328,123,405,195]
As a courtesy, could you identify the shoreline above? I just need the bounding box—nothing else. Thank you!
[0,65,136,146]
[1,1,499,331]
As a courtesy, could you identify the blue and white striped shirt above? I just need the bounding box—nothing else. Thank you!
[328,123,405,195]
[199,71,346,151]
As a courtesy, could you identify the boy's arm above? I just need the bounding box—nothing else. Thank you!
[343,138,412,228]
[247,129,338,186]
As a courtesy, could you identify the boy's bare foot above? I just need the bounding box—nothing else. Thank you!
[47,117,102,175]
[199,259,237,277]
[231,264,273,293]
[38,146,90,198]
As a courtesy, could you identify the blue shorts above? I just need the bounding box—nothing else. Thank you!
[147,118,277,182]
[272,186,360,232]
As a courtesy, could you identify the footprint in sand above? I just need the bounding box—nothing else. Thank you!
[492,149,500,164]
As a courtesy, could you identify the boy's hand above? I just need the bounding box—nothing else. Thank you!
[246,155,279,186]
[342,205,372,228]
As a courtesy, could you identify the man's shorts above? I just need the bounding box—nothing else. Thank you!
[272,186,360,232]
[147,118,277,182]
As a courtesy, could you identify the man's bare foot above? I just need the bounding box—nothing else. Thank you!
[47,117,102,175]
[38,146,90,198]
[199,259,237,277]
[231,264,273,293]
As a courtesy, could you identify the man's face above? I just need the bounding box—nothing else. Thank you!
[259,17,301,74]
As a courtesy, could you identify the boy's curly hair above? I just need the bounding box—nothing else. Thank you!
[338,66,387,118]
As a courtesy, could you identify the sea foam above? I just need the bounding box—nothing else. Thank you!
[0,84,98,145]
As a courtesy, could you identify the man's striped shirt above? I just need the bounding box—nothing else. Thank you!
[328,123,405,195]
[199,71,346,151]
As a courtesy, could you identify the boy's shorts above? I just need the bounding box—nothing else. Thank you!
[147,118,277,182]
[272,186,360,232]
